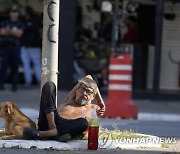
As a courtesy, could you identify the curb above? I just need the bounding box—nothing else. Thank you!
[0,135,163,151]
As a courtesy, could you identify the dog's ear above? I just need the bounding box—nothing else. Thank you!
[5,103,14,115]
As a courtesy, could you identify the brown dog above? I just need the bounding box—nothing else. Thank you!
[0,101,37,139]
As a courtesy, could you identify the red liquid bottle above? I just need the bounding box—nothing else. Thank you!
[88,109,99,150]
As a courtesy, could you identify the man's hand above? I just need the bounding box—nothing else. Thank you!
[96,89,106,115]
[85,75,93,79]
[97,107,106,116]
[98,100,105,108]
[1,28,10,35]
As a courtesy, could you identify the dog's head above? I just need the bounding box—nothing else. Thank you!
[0,102,15,117]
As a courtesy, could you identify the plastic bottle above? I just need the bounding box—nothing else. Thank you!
[88,109,99,150]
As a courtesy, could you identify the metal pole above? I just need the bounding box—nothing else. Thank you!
[111,0,119,53]
[153,0,164,93]
[41,0,60,105]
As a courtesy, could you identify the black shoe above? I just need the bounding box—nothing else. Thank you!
[23,127,40,140]
[54,133,72,142]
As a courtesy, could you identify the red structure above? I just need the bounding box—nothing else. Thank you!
[104,53,138,119]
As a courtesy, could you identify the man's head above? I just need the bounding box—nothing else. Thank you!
[75,77,98,106]
[10,6,19,21]
[25,6,34,18]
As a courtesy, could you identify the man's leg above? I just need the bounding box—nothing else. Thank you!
[56,117,88,138]
[38,81,57,131]
[70,118,88,138]
[23,82,58,140]
[30,47,41,84]
[20,47,32,84]
[0,47,10,89]
[10,46,20,90]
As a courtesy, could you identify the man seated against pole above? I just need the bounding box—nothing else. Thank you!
[23,75,105,141]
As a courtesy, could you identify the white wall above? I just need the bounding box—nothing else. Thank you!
[160,2,180,90]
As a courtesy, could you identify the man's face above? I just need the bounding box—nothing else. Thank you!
[75,84,95,106]
[10,11,19,21]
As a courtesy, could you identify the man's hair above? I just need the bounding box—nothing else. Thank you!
[78,77,98,94]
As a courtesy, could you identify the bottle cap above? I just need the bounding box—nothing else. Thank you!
[91,109,97,118]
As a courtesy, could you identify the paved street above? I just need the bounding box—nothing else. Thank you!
[0,148,169,154]
[101,119,180,138]
[0,84,180,153]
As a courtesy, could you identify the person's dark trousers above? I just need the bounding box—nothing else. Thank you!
[0,46,20,90]
[38,81,57,131]
[38,82,88,138]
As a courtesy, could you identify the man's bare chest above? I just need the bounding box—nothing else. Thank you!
[58,104,91,119]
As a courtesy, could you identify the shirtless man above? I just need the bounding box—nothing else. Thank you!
[23,75,105,141]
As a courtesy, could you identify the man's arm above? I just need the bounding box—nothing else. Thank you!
[1,27,23,37]
[63,82,80,103]
[85,75,106,115]
[0,27,9,36]
[95,87,106,116]
[39,128,58,138]
[9,28,23,37]
[47,112,56,129]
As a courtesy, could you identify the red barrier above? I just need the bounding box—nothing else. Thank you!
[104,53,138,119]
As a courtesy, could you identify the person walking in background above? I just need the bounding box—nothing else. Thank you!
[21,6,41,86]
[122,16,139,44]
[0,6,24,91]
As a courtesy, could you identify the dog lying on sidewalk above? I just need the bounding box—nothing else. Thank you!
[0,101,37,139]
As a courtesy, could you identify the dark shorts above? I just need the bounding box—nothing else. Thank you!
[54,113,88,137]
